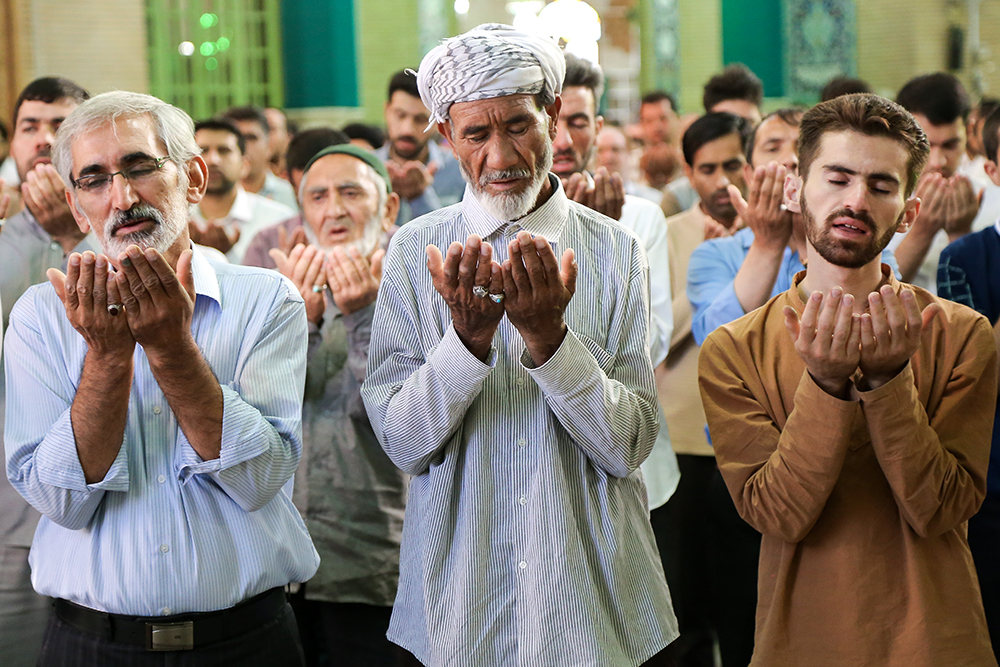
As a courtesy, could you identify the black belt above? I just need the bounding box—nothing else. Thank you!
[53,587,287,651]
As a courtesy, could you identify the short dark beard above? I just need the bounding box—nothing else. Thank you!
[800,193,900,269]
[206,170,237,196]
[391,135,427,162]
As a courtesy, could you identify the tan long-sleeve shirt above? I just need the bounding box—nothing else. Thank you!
[699,268,998,667]
[659,205,714,456]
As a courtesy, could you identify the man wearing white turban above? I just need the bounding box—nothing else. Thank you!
[362,24,679,667]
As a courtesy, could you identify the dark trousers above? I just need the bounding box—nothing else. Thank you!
[37,602,304,667]
[289,588,419,667]
[970,493,1000,661]
[706,468,759,667]
[655,455,759,667]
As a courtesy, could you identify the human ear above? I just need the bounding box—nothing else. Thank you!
[985,160,1000,187]
[545,97,562,141]
[894,196,921,235]
[783,173,802,213]
[65,189,91,234]
[438,122,457,159]
[382,192,401,230]
[185,155,209,204]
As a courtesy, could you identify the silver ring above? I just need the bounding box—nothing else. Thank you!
[472,285,488,299]
[488,292,504,303]
[107,303,123,316]
[312,284,326,293]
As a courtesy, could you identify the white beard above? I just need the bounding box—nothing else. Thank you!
[302,213,386,259]
[96,190,188,260]
[460,137,553,222]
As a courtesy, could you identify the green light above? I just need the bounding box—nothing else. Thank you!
[205,58,218,71]
[200,41,217,56]
[199,13,218,29]
[217,37,230,51]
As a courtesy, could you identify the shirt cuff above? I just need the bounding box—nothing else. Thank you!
[427,324,496,396]
[34,409,130,493]
[797,367,860,410]
[522,328,606,397]
[177,385,265,481]
[853,362,913,403]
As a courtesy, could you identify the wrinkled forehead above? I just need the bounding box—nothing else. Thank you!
[447,93,541,128]
[71,114,162,171]
[303,153,383,192]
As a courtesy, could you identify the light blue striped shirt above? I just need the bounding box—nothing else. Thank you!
[4,248,319,616]
[362,178,678,667]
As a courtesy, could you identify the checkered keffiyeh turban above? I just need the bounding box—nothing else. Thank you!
[415,23,565,126]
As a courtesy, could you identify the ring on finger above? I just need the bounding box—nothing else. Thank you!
[312,284,327,293]
[472,285,488,299]
[107,303,123,316]
[488,292,504,303]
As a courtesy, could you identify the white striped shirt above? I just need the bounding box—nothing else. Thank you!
[362,178,678,667]
[4,248,319,616]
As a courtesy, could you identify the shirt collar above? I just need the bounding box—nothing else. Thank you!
[190,243,221,306]
[195,187,252,225]
[462,174,568,243]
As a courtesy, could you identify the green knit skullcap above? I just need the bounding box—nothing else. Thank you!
[302,144,392,193]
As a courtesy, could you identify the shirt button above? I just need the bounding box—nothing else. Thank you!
[517,438,526,448]
[518,561,527,570]
[157,475,166,484]
[515,377,525,387]
[161,607,172,616]
[160,544,169,553]
[152,405,162,415]
[518,496,526,506]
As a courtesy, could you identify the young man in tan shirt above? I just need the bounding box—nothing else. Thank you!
[700,93,998,666]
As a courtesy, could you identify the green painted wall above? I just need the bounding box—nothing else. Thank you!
[356,0,423,122]
[677,0,722,113]
[281,0,358,108]
[721,0,783,96]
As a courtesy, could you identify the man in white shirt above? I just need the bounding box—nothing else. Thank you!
[190,118,294,263]
[550,52,679,513]
[222,106,299,210]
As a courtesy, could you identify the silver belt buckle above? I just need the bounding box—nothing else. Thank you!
[146,620,194,651]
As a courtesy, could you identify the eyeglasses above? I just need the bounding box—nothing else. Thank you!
[71,156,171,193]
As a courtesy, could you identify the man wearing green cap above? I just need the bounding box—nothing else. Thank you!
[268,145,411,666]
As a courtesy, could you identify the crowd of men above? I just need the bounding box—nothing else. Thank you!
[0,21,998,667]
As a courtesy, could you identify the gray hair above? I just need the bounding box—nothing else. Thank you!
[297,158,389,215]
[53,90,201,189]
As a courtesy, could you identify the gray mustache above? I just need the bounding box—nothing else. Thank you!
[108,204,164,235]
[480,169,531,186]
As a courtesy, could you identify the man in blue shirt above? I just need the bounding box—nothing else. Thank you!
[937,103,1000,663]
[5,90,318,666]
[376,70,465,225]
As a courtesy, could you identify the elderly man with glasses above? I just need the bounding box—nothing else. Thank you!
[3,90,319,667]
